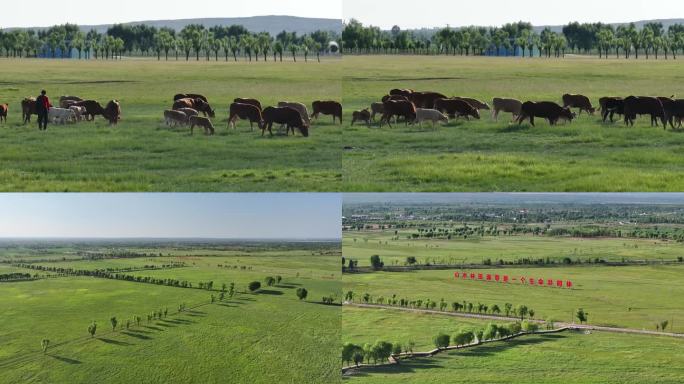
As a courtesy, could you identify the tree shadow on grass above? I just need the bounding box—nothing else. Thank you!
[348,358,442,377]
[236,297,256,301]
[456,334,566,358]
[155,322,175,328]
[161,318,194,325]
[48,354,81,365]
[144,325,164,331]
[277,283,301,288]
[121,331,153,340]
[257,289,283,295]
[187,310,206,315]
[217,303,240,308]
[98,338,133,346]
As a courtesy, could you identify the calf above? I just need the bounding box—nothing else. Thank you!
[69,105,87,121]
[262,106,309,137]
[351,109,371,127]
[562,94,595,115]
[311,100,342,124]
[380,100,416,128]
[415,108,448,127]
[188,115,215,135]
[22,97,37,124]
[278,102,310,125]
[492,98,522,121]
[48,107,76,124]
[176,108,199,120]
[370,102,385,121]
[434,98,480,120]
[623,96,666,127]
[228,103,264,130]
[0,103,7,123]
[599,97,624,122]
[517,101,574,126]
[164,110,187,127]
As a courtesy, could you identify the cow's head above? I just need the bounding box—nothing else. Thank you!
[208,109,216,118]
[560,107,575,122]
[587,107,596,115]
[471,109,481,120]
[299,122,309,137]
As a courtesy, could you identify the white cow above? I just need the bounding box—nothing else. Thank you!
[415,108,448,127]
[48,108,76,124]
[277,101,311,125]
[69,106,87,121]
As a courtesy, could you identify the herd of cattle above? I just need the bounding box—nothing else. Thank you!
[351,89,684,129]
[18,96,122,125]
[165,94,344,137]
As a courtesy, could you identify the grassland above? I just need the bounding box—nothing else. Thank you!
[343,231,684,266]
[0,58,341,191]
[0,246,341,383]
[342,307,684,383]
[342,55,684,191]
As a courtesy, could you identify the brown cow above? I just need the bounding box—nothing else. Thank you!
[263,106,309,137]
[311,101,342,124]
[562,94,596,115]
[657,97,684,129]
[623,96,666,127]
[22,97,37,124]
[351,109,371,127]
[174,93,208,103]
[492,98,522,121]
[59,96,83,108]
[389,88,413,97]
[434,98,480,120]
[0,103,7,123]
[381,94,410,103]
[409,91,448,109]
[173,98,215,118]
[234,98,262,111]
[189,115,215,135]
[176,108,199,120]
[517,101,574,126]
[103,100,121,125]
[370,102,385,121]
[228,103,264,130]
[72,100,106,121]
[452,97,490,110]
[599,97,624,122]
[380,100,416,128]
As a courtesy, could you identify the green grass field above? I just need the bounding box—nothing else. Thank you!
[342,307,684,383]
[0,247,341,383]
[341,55,684,191]
[344,230,684,266]
[0,58,342,191]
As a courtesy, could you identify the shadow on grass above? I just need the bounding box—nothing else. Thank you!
[155,322,175,328]
[121,331,153,340]
[144,326,164,331]
[498,124,530,133]
[217,303,240,308]
[456,334,566,358]
[48,354,82,365]
[257,289,283,295]
[98,338,133,346]
[187,310,206,315]
[161,318,194,325]
[276,284,299,289]
[236,297,256,301]
[349,358,442,377]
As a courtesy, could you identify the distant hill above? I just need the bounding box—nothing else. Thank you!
[4,15,342,35]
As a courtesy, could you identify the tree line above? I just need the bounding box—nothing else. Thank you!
[342,19,684,59]
[0,23,339,61]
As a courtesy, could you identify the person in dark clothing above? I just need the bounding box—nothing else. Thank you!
[36,90,52,130]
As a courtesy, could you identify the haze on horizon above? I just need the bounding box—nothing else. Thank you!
[344,0,684,29]
[0,193,341,240]
[1,0,341,29]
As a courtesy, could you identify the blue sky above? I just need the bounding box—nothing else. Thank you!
[1,0,341,28]
[345,0,684,29]
[0,194,341,239]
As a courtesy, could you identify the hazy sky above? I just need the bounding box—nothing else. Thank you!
[0,194,341,239]
[344,0,684,29]
[1,0,341,28]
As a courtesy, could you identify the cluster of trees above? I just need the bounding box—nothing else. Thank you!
[0,23,338,62]
[0,272,34,281]
[217,264,253,271]
[342,19,684,59]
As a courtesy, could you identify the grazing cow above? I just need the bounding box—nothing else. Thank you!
[21,97,37,124]
[370,102,385,121]
[599,97,624,122]
[59,96,83,108]
[492,98,522,121]
[389,88,413,97]
[188,115,215,135]
[0,103,7,123]
[176,108,199,120]
[69,106,87,121]
[380,100,416,127]
[562,94,596,115]
[174,94,208,103]
[623,96,666,127]
[381,94,410,103]
[433,98,480,120]
[452,97,490,111]
[351,109,371,127]
[409,91,448,109]
[262,106,309,137]
[172,98,215,118]
[103,100,121,125]
[311,100,342,124]
[234,98,262,111]
[228,103,264,130]
[277,102,311,125]
[657,97,684,129]
[517,101,574,126]
[48,108,76,124]
[72,100,106,121]
[415,108,448,127]
[164,110,187,127]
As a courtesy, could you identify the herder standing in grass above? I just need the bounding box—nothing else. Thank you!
[36,90,51,130]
